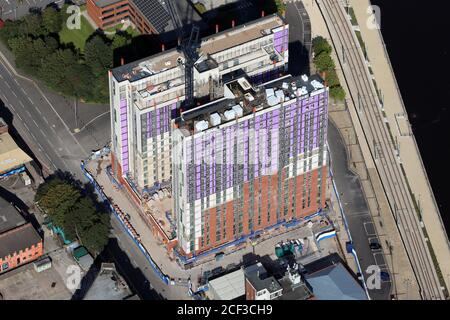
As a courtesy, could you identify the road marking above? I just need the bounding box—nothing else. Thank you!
[12,91,17,97]
[363,222,376,236]
[43,117,49,124]
[27,96,35,105]
[373,252,385,266]
[39,128,48,138]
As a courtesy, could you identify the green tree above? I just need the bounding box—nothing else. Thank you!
[84,35,113,76]
[314,51,335,71]
[23,13,47,37]
[330,85,346,101]
[42,7,63,34]
[111,34,129,50]
[275,0,286,15]
[325,69,339,88]
[313,36,332,56]
[80,220,110,256]
[37,182,80,227]
[0,20,25,47]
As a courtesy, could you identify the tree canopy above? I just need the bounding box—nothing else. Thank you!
[0,7,130,104]
[312,36,346,101]
[36,176,110,256]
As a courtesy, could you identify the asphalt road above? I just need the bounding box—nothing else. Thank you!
[0,59,87,178]
[285,0,312,76]
[328,120,391,300]
[0,45,178,299]
[318,0,443,299]
[0,0,62,19]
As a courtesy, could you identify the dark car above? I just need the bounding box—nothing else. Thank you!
[369,242,382,250]
[380,271,390,281]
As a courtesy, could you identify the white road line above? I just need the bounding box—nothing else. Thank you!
[19,100,25,108]
[39,129,48,138]
[43,117,49,124]
[27,96,34,105]
[12,91,17,97]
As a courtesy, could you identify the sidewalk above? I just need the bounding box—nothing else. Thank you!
[349,0,450,292]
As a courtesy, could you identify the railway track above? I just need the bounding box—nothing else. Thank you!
[317,0,443,299]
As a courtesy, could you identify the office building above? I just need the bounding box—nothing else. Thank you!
[87,0,202,35]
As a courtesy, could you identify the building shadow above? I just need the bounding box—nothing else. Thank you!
[289,40,310,76]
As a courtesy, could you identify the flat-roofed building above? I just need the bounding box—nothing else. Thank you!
[207,268,245,300]
[0,118,32,178]
[87,0,202,35]
[0,197,43,273]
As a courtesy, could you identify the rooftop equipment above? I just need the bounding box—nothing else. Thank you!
[223,109,236,121]
[232,105,243,117]
[195,120,209,132]
[210,113,221,126]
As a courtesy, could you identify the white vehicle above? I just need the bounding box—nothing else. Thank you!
[20,172,31,186]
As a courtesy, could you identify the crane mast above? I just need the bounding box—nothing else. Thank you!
[165,0,199,110]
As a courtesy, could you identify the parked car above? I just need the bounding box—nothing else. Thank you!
[369,241,382,250]
[380,271,390,281]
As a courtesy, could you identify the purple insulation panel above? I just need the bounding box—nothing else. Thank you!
[273,28,289,54]
[119,99,129,173]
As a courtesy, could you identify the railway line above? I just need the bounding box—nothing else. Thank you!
[318,0,443,299]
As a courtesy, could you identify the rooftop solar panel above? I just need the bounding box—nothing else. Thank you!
[132,0,173,33]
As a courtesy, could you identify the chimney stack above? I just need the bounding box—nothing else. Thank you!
[232,20,235,28]
[161,43,165,52]
[216,24,219,33]
[120,57,125,66]
[262,10,265,17]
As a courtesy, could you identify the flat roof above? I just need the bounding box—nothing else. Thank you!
[244,263,282,293]
[208,269,245,300]
[0,223,42,259]
[84,268,134,300]
[0,197,26,234]
[176,73,325,133]
[111,14,285,83]
[200,15,285,55]
[131,0,202,34]
[0,132,32,174]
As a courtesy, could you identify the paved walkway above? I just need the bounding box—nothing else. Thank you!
[349,0,450,293]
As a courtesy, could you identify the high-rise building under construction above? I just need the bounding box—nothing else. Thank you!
[172,74,328,256]
[108,14,328,258]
